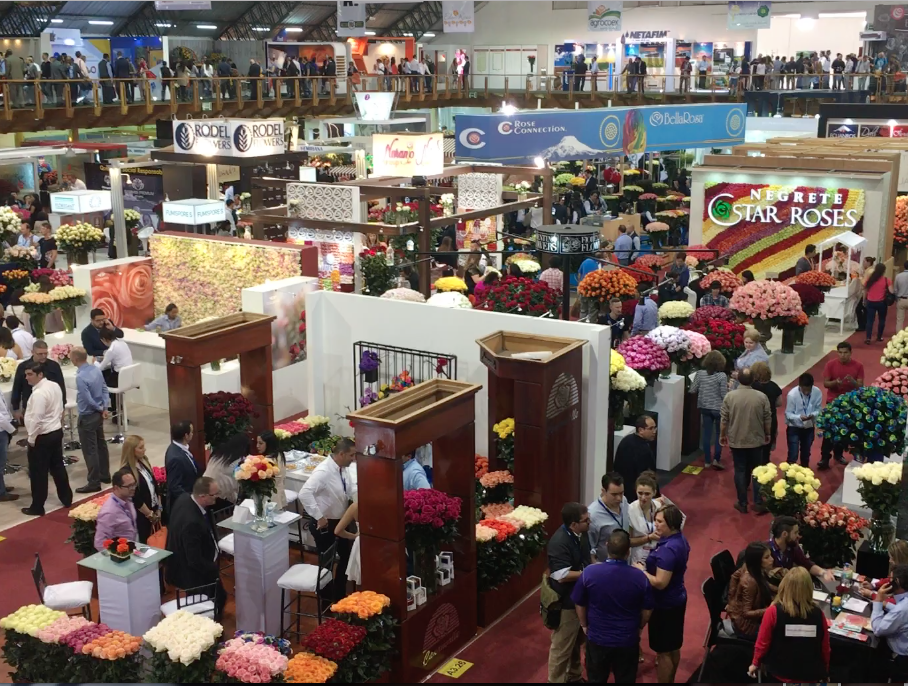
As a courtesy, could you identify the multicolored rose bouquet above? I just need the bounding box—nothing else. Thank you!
[476,505,549,592]
[799,502,869,568]
[646,326,692,364]
[618,336,671,383]
[789,283,825,316]
[699,269,743,294]
[475,276,558,316]
[795,270,836,292]
[817,387,907,460]
[203,391,256,446]
[752,462,821,516]
[729,279,802,324]
[577,269,637,303]
[872,367,908,400]
[881,329,908,368]
[273,415,332,452]
[657,300,694,326]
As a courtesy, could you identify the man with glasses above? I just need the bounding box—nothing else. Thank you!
[547,502,592,683]
[614,416,657,503]
[93,467,138,550]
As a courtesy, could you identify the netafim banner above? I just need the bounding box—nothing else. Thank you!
[455,103,747,162]
[588,1,622,32]
[443,0,475,33]
[171,118,286,158]
[337,1,367,37]
[727,1,772,29]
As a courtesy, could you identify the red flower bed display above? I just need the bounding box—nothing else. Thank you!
[683,318,745,365]
[475,276,559,316]
[789,283,825,316]
[302,619,367,662]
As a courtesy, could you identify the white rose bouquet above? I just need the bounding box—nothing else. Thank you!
[145,610,223,680]
[124,209,142,231]
[56,222,104,253]
[0,205,23,244]
[882,329,908,368]
[853,461,901,516]
[658,300,694,326]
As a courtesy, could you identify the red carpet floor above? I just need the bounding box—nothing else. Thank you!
[428,321,895,684]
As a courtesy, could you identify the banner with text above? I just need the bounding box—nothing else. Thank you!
[455,103,747,162]
[588,1,622,32]
[337,1,368,37]
[443,1,475,33]
[727,1,772,29]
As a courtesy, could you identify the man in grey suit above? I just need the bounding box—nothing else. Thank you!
[98,53,114,104]
[49,54,66,105]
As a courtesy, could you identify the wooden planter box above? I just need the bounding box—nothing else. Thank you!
[477,552,547,628]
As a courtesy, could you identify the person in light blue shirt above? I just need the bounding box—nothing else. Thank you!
[144,303,182,332]
[614,226,634,266]
[402,454,430,491]
[784,372,823,468]
[16,221,38,249]
[631,290,658,335]
[871,564,908,680]
[577,254,600,282]
[73,346,111,493]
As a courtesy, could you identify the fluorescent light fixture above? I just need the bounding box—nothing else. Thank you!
[819,11,866,18]
[365,30,376,35]
[196,24,218,29]
[50,18,63,23]
[89,20,114,25]
[284,27,303,32]
[63,38,75,46]
[778,13,801,18]
[889,119,899,126]
[423,32,435,37]
[252,27,269,31]
[403,32,413,36]
[155,22,173,28]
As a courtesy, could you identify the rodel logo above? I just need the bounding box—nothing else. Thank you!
[175,122,194,151]
[233,125,251,153]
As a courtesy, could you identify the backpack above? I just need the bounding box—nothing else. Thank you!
[539,572,562,630]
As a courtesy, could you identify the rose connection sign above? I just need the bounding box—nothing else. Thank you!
[162,198,226,225]
[171,118,285,158]
[702,182,866,278]
[49,190,112,214]
[372,133,444,178]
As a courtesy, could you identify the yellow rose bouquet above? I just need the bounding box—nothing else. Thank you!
[752,462,820,517]
[492,417,515,471]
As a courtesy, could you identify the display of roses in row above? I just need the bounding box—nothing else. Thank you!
[475,276,559,317]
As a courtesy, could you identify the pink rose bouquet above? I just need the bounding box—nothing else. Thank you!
[618,336,671,383]
[36,615,92,643]
[215,639,289,682]
[50,343,73,365]
[729,280,802,324]
[404,488,462,552]
[683,330,712,360]
[872,367,908,399]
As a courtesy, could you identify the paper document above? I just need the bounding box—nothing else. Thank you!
[842,597,869,614]
[274,511,300,524]
[812,590,830,602]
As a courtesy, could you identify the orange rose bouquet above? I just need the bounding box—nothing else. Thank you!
[577,269,637,303]
[326,591,397,681]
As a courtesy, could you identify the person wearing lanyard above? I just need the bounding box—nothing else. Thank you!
[93,467,138,550]
[629,472,685,566]
[784,373,823,468]
[300,437,357,601]
[587,473,630,562]
[769,515,833,582]
[121,435,160,543]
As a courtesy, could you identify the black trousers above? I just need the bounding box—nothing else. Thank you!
[28,429,71,514]
[103,368,120,415]
[820,434,844,465]
[586,640,638,683]
[311,520,353,601]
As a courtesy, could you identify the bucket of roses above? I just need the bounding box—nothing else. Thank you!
[646,326,692,372]
[212,631,289,683]
[852,461,902,553]
[729,279,802,328]
[610,353,646,425]
[56,222,104,265]
[477,469,514,505]
[657,300,694,327]
[752,462,820,517]
[65,493,110,557]
[404,488,462,595]
[144,610,224,683]
[329,591,397,681]
[798,502,868,570]
[618,335,671,386]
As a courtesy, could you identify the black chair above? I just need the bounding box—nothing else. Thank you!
[161,581,218,619]
[699,577,760,683]
[277,540,337,641]
[711,549,737,593]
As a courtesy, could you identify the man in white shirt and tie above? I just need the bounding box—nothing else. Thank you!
[300,437,357,600]
[21,362,71,516]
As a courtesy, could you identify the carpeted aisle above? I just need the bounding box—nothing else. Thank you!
[429,322,894,683]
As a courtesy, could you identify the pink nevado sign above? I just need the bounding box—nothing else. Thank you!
[372,133,444,178]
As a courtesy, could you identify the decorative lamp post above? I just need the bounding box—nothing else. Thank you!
[535,224,601,321]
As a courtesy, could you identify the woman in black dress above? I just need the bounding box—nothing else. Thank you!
[120,434,160,543]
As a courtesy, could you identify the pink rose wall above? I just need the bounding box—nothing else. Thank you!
[89,260,154,329]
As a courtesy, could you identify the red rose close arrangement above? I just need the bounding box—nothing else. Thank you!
[475,276,559,317]
[690,305,736,324]
[699,269,743,294]
[477,518,518,543]
[795,270,836,291]
[798,501,869,569]
[683,318,745,366]
[789,283,825,316]
[403,488,462,551]
[203,391,256,447]
[302,619,366,663]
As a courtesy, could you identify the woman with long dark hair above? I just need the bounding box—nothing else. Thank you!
[863,262,893,344]
[727,541,775,639]
[202,433,250,505]
[256,429,289,508]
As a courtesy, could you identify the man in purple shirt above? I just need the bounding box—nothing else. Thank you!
[94,467,138,550]
[572,529,653,683]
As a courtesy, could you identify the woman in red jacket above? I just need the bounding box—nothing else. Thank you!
[748,566,829,683]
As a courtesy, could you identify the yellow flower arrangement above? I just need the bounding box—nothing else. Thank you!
[434,276,468,293]
[610,350,626,376]
[0,605,65,636]
[330,591,391,619]
[492,417,515,439]
[569,176,586,187]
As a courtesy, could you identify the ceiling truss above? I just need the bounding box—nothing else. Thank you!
[0,1,64,37]
[380,1,443,39]
[219,2,299,41]
[113,2,177,38]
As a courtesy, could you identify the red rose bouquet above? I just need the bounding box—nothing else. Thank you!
[303,619,366,663]
[475,276,559,317]
[789,283,825,316]
[683,318,745,366]
[404,488,462,551]
[799,501,868,568]
[203,392,255,447]
[699,270,743,294]
[690,305,736,324]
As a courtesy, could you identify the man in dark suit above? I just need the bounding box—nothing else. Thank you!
[164,476,225,618]
[98,53,114,104]
[165,420,198,511]
[217,56,232,98]
[583,170,598,200]
[114,51,132,102]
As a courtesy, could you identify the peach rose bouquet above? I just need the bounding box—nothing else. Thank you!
[729,279,802,324]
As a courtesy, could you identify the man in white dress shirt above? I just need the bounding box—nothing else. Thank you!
[98,328,133,418]
[300,437,357,600]
[21,362,71,516]
[6,315,34,359]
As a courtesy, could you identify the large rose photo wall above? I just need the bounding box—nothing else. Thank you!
[90,260,154,328]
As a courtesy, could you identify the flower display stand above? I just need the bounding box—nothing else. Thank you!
[477,331,587,536]
[348,379,481,683]
[644,375,684,471]
[477,552,547,628]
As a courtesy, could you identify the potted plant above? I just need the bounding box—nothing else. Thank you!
[359,349,381,383]
[102,537,134,563]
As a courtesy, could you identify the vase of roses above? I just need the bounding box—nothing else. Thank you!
[404,488,462,595]
[852,461,901,552]
[646,326,692,377]
[730,279,803,350]
[618,335,671,386]
[235,454,280,532]
[817,387,907,465]
[778,312,809,354]
[203,391,256,447]
[798,502,868,569]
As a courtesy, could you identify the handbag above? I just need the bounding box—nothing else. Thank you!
[539,572,563,630]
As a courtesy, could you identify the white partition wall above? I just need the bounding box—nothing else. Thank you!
[306,291,611,505]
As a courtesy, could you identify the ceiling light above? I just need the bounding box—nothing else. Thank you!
[819,11,866,18]
[155,22,173,28]
[365,30,376,35]
[423,32,435,37]
[284,27,303,33]
[196,24,217,30]
[89,20,114,25]
[50,18,63,24]
[403,32,413,36]
[500,102,518,116]
[253,27,270,31]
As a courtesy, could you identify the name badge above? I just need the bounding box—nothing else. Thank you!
[785,624,818,638]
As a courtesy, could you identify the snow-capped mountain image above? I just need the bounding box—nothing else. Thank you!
[538,136,603,160]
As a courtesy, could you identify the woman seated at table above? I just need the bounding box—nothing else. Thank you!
[727,542,776,640]
[860,539,908,600]
[120,435,160,544]
[334,498,360,587]
[202,433,250,506]
[748,567,830,683]
[732,330,769,382]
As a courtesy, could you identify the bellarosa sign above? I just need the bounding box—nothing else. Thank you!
[708,187,861,229]
[172,118,285,158]
[372,133,444,177]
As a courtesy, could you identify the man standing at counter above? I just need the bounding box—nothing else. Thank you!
[144,303,182,332]
[81,308,124,358]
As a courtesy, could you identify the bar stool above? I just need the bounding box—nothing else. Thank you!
[107,363,141,444]
[63,398,80,450]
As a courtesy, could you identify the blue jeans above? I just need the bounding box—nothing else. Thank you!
[732,446,764,508]
[866,300,888,340]
[786,426,814,467]
[701,409,721,465]
[0,431,6,495]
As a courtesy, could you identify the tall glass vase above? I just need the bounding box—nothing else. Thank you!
[413,545,438,595]
[250,492,269,533]
[869,511,895,553]
[61,306,76,334]
[780,328,796,354]
[31,316,45,340]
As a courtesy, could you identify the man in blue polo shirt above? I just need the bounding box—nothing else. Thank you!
[572,529,653,683]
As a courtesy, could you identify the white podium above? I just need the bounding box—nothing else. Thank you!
[644,374,684,471]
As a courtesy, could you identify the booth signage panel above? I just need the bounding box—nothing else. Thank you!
[50,190,112,214]
[354,92,395,121]
[162,199,226,225]
[172,118,286,158]
[373,133,444,177]
[455,103,746,162]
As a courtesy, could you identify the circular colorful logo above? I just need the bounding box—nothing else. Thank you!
[598,114,621,148]
[725,108,745,137]
[707,193,738,226]
[893,6,904,20]
[497,121,513,135]
[458,127,486,150]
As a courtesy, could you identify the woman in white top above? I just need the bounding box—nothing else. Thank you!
[0,327,21,360]
[628,471,685,566]
[334,497,360,586]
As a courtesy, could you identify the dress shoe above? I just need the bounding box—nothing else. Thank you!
[753,504,768,515]
[20,507,43,516]
[75,484,102,493]
[101,478,111,484]
[817,461,831,471]
[734,503,748,514]
[0,493,18,501]
[835,455,848,465]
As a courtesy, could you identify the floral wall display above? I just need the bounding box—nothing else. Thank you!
[287,229,355,292]
[149,235,303,325]
[89,260,154,329]
[701,182,866,279]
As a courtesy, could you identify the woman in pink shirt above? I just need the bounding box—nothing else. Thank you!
[863,263,894,344]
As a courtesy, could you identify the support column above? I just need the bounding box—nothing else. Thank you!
[206,163,219,200]
[109,165,129,260]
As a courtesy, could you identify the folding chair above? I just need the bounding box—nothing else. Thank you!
[699,577,759,683]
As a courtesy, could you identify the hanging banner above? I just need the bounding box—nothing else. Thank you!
[171,118,285,158]
[337,1,367,37]
[588,2,623,32]
[443,1,475,33]
[727,1,772,29]
[373,133,444,177]
[455,103,746,162]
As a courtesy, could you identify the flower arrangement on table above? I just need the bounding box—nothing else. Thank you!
[101,536,134,562]
[817,387,907,461]
[872,368,908,400]
[0,205,22,244]
[0,355,17,382]
[359,247,396,297]
[273,415,332,452]
[881,329,908,367]
[475,276,558,317]
[329,591,397,681]
[3,267,30,290]
[56,222,104,255]
[492,417,515,471]
[798,501,869,569]
[380,287,426,303]
[577,269,637,303]
[3,245,37,269]
[895,195,908,249]
[623,185,644,202]
[65,492,110,557]
[213,633,289,683]
[699,269,743,295]
[434,276,469,293]
[203,391,256,447]
[795,270,836,292]
[852,461,902,551]
[427,291,473,309]
[478,469,514,505]
[646,326,692,365]
[618,336,671,384]
[657,300,694,326]
[405,488,462,594]
[752,462,820,517]
[235,454,280,526]
[729,279,802,325]
[789,283,825,316]
[476,505,549,592]
[144,610,224,683]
